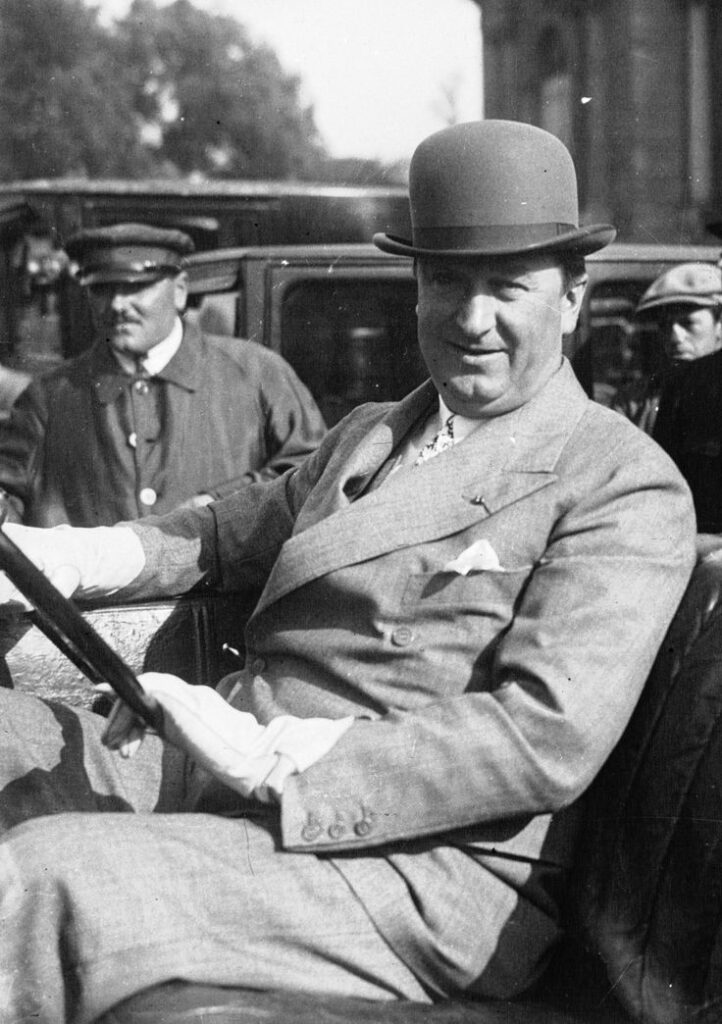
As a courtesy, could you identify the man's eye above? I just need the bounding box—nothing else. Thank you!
[491,278,524,295]
[431,272,460,288]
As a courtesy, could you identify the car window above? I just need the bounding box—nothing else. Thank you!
[573,277,667,409]
[196,293,239,337]
[279,277,424,426]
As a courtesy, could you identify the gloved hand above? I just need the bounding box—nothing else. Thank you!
[0,522,145,606]
[102,672,353,802]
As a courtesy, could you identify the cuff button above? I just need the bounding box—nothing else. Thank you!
[391,626,414,647]
[301,822,323,842]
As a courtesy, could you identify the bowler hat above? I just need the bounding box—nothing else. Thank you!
[66,223,195,287]
[636,263,722,316]
[374,120,615,259]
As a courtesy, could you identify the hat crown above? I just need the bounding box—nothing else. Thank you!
[373,120,615,258]
[638,262,722,312]
[65,223,194,287]
[410,120,578,233]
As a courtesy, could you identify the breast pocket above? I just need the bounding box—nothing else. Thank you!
[401,566,533,614]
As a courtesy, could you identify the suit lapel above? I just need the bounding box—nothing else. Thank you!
[256,361,589,613]
[296,381,437,516]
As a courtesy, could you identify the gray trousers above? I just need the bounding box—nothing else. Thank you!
[0,689,427,1024]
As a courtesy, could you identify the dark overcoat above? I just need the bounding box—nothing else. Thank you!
[653,347,722,532]
[0,316,326,526]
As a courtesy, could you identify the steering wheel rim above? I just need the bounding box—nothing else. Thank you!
[0,523,163,730]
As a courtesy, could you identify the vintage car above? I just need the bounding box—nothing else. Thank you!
[175,240,722,427]
[4,237,719,706]
[1,239,722,1023]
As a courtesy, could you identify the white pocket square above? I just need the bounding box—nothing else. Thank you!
[443,539,503,575]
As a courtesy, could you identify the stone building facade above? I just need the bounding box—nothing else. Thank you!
[479,0,722,243]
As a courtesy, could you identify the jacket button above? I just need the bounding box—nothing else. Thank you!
[328,821,347,840]
[127,432,137,449]
[250,657,266,675]
[139,487,157,507]
[134,379,150,395]
[391,626,413,646]
[301,818,323,842]
[354,819,373,837]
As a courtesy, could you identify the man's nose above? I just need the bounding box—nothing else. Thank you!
[456,291,495,334]
[109,289,129,313]
[669,321,687,343]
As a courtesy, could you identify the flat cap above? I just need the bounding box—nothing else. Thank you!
[65,223,195,287]
[636,262,722,315]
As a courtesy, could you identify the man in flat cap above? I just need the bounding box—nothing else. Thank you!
[613,262,722,435]
[640,262,722,533]
[0,223,326,526]
[0,122,695,1020]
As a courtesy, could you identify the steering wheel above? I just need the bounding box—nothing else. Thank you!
[0,523,163,731]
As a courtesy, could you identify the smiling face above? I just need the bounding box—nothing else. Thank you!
[87,272,188,356]
[415,253,587,418]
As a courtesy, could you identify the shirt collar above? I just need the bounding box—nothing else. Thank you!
[437,395,483,443]
[389,391,483,474]
[112,316,184,376]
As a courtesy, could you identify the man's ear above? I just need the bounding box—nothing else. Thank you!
[714,310,722,350]
[173,271,189,314]
[560,273,588,335]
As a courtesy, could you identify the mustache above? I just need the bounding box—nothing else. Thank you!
[103,314,140,327]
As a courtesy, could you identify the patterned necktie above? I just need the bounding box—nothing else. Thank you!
[413,414,456,466]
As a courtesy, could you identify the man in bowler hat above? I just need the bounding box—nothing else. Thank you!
[0,122,695,1020]
[0,223,326,526]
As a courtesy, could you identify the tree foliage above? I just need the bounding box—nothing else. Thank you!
[0,0,328,180]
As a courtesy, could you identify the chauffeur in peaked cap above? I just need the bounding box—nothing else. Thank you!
[0,221,325,527]
[0,123,695,1022]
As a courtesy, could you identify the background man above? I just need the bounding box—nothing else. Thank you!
[0,223,326,526]
[613,262,722,433]
[0,121,695,1023]
[637,262,722,365]
[645,263,722,533]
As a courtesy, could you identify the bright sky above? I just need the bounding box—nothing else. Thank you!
[92,0,484,164]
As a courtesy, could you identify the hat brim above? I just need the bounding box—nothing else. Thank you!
[74,265,182,288]
[373,224,616,259]
[636,295,720,315]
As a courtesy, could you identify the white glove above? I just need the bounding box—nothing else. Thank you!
[0,522,145,605]
[102,672,353,802]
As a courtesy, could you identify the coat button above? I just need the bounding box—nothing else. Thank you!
[250,657,266,675]
[139,487,157,507]
[391,626,414,647]
[128,432,137,449]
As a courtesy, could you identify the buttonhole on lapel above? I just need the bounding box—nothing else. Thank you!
[462,491,490,512]
[342,475,365,500]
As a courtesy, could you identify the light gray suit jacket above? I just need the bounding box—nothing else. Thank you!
[128,359,696,996]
